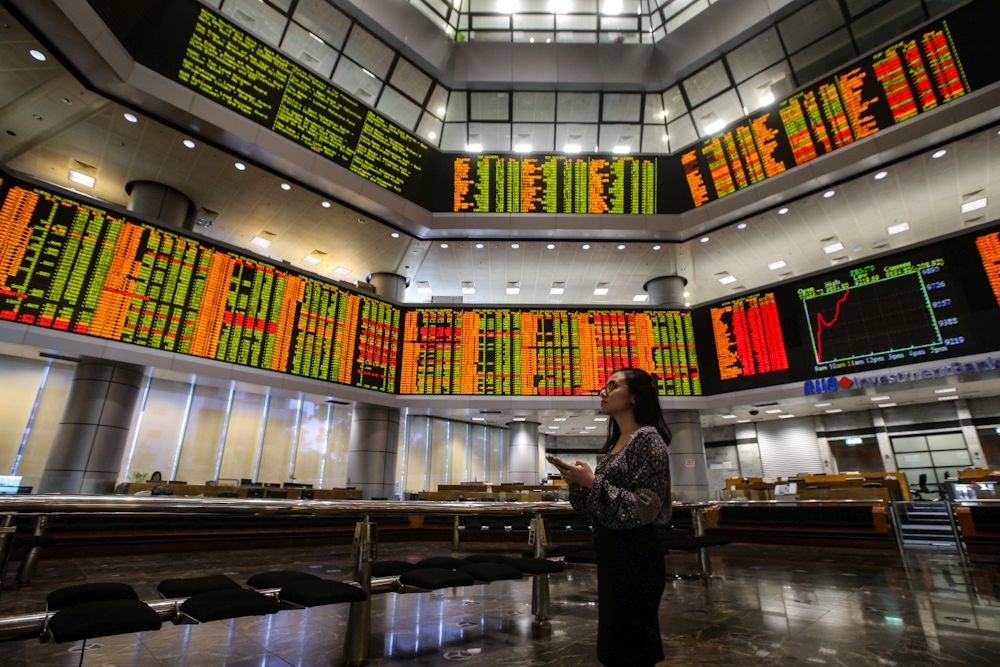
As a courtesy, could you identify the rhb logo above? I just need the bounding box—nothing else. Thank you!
[803,376,854,395]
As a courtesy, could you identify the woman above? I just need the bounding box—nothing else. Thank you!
[549,367,672,667]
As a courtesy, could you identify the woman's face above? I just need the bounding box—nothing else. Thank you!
[598,371,633,418]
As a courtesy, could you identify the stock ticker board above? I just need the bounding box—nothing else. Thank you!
[3,173,1000,396]
[84,0,1000,216]
[0,175,699,396]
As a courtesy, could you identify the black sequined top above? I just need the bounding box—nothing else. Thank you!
[568,425,672,529]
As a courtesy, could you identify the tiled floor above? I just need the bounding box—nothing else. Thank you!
[0,538,997,666]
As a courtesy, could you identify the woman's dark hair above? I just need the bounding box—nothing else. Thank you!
[601,367,672,453]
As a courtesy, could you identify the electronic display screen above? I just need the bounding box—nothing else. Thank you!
[83,0,1000,217]
[4,171,1000,398]
[400,308,699,396]
[0,176,400,391]
[694,225,1000,393]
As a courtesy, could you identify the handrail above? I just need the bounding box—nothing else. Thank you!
[0,496,578,517]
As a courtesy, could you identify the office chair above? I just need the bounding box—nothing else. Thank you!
[910,473,933,500]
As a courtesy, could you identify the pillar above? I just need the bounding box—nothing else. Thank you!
[369,272,407,302]
[645,266,710,501]
[507,421,540,485]
[347,404,400,499]
[125,180,195,230]
[36,358,145,494]
[37,181,195,493]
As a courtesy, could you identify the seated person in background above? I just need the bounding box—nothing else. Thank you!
[148,470,163,482]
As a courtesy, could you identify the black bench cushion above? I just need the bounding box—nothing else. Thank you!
[47,599,162,643]
[158,574,241,598]
[516,557,567,574]
[179,588,280,622]
[47,582,139,611]
[398,568,475,590]
[246,570,321,590]
[459,562,523,582]
[371,560,415,577]
[415,556,466,569]
[279,579,367,607]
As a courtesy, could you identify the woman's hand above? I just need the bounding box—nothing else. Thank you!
[549,456,595,489]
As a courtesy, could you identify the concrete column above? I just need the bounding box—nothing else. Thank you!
[369,272,407,302]
[645,265,708,500]
[507,421,541,485]
[125,180,195,230]
[37,358,145,494]
[664,409,710,501]
[347,404,400,499]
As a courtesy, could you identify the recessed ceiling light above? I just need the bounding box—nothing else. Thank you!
[513,143,532,152]
[768,260,787,270]
[931,148,947,159]
[593,286,609,296]
[582,244,591,250]
[280,183,292,191]
[563,143,582,153]
[814,402,831,408]
[937,395,958,401]
[510,243,519,249]
[29,49,47,62]
[472,417,485,422]
[553,417,568,422]
[737,222,747,229]
[123,112,138,123]
[887,222,910,235]
[721,414,737,419]
[585,425,598,430]
[826,408,843,413]
[778,414,795,419]
[416,281,432,295]
[234,162,247,171]
[700,236,709,243]
[550,286,565,295]
[612,145,630,154]
[718,275,737,285]
[823,190,835,198]
[462,282,476,295]
[546,243,556,250]
[777,207,789,215]
[961,197,987,213]
[321,200,331,208]
[874,171,888,180]
[182,139,196,149]
[765,408,782,414]
[250,233,274,248]
[303,254,321,265]
[682,291,689,298]
[652,244,661,250]
[333,266,351,276]
[68,171,95,188]
[593,416,608,421]
[617,244,626,250]
[632,294,648,302]
[391,232,400,238]
[465,143,483,152]
[934,387,957,394]
[475,243,484,249]
[440,243,449,249]
[870,395,891,402]
[878,403,896,408]
[823,241,844,254]
[506,282,520,295]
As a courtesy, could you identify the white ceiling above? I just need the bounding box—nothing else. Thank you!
[2,3,1000,435]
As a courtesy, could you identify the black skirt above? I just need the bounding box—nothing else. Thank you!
[593,523,666,667]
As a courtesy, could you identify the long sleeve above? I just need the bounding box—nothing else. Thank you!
[569,426,671,530]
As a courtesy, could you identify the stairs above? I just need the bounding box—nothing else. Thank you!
[895,502,959,552]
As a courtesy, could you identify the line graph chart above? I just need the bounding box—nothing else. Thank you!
[800,269,945,369]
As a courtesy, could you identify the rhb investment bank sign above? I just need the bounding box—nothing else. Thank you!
[803,356,1000,395]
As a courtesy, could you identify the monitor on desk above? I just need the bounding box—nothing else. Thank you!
[0,475,22,494]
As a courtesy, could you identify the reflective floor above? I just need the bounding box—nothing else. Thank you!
[1,539,998,666]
